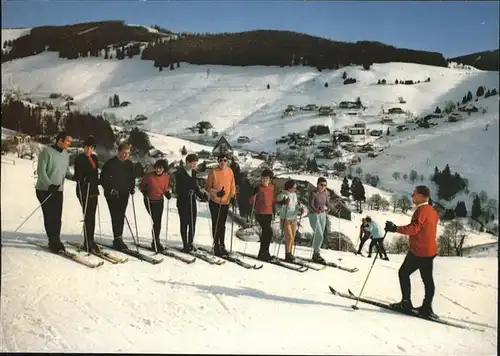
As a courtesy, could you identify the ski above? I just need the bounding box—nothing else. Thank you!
[28,241,104,269]
[96,242,163,265]
[275,256,326,271]
[169,246,226,265]
[66,241,128,264]
[136,244,196,264]
[296,257,358,273]
[198,248,263,270]
[237,252,308,272]
[329,286,480,331]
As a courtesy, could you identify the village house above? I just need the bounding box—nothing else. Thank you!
[212,135,233,158]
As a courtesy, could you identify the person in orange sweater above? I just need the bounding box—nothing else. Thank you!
[205,153,236,257]
[385,185,439,318]
[139,159,171,252]
[249,169,276,261]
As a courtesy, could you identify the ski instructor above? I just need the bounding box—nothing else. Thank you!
[384,185,439,318]
[35,131,72,253]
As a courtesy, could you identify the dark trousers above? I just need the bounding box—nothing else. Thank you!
[105,192,129,238]
[357,235,370,253]
[36,190,63,242]
[144,198,164,241]
[399,251,436,307]
[77,194,98,243]
[178,199,197,247]
[256,214,273,255]
[369,238,388,258]
[209,200,229,247]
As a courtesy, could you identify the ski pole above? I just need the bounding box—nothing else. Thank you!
[230,202,235,254]
[352,231,387,310]
[293,213,303,256]
[14,193,52,233]
[97,197,102,242]
[147,197,158,253]
[124,215,141,255]
[131,194,140,247]
[212,193,224,253]
[189,191,194,249]
[82,182,91,254]
[165,199,170,246]
[276,203,288,258]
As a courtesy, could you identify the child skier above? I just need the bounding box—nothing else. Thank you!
[139,159,171,252]
[365,216,389,260]
[276,179,304,262]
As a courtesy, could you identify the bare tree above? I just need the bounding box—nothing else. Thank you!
[388,235,410,254]
[398,195,412,213]
[409,169,418,183]
[355,166,363,176]
[438,220,467,256]
[392,172,400,180]
[391,195,400,212]
[402,173,408,181]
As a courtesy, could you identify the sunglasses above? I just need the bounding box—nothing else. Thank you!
[218,159,227,162]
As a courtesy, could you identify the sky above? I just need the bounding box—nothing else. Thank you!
[2,0,498,58]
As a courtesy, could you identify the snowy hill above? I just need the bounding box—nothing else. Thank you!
[1,153,498,353]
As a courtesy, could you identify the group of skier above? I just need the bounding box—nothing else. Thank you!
[33,131,439,318]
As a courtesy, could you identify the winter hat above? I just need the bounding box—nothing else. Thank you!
[154,159,168,171]
[83,135,97,148]
[317,177,327,185]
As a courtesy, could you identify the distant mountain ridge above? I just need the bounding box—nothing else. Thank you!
[449,49,499,71]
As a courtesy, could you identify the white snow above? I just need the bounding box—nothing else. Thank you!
[1,33,498,353]
[1,151,498,354]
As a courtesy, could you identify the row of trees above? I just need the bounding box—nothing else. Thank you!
[1,99,116,148]
[392,170,425,183]
[340,177,366,212]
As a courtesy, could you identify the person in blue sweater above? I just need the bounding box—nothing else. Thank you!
[35,131,72,253]
[365,216,389,260]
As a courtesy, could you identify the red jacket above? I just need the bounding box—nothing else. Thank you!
[249,184,275,215]
[397,203,439,257]
[139,173,170,201]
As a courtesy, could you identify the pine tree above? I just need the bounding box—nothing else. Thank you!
[181,145,187,155]
[471,195,482,220]
[454,201,467,218]
[476,86,485,97]
[466,91,473,102]
[340,177,350,198]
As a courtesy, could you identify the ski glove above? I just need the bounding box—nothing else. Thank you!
[48,184,60,194]
[200,192,210,202]
[129,188,135,195]
[252,186,259,196]
[164,191,172,200]
[141,184,149,195]
[110,189,119,198]
[230,197,237,207]
[187,189,195,197]
[299,206,305,215]
[216,188,225,198]
[278,197,290,205]
[385,221,397,233]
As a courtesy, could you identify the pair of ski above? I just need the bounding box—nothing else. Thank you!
[295,256,359,273]
[237,252,309,272]
[28,240,105,269]
[328,286,484,332]
[197,247,264,270]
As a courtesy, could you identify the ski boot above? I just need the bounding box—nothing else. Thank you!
[258,251,272,262]
[219,245,229,257]
[389,300,414,313]
[416,304,438,319]
[188,243,197,252]
[113,237,129,251]
[355,251,365,257]
[151,239,164,253]
[312,252,326,264]
[48,238,66,254]
[285,252,295,263]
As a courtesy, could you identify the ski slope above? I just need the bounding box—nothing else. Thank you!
[0,153,497,354]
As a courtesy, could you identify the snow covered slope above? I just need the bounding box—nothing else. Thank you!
[1,154,497,354]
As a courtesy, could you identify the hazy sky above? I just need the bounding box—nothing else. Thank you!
[2,0,498,57]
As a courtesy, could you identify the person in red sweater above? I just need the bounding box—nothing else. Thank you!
[139,159,171,252]
[249,169,276,261]
[385,185,439,318]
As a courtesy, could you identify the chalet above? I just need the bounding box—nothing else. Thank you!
[212,136,233,157]
[370,129,383,136]
[237,136,250,144]
[346,126,366,135]
[338,101,362,109]
[354,123,366,128]
[301,104,318,111]
[448,112,463,122]
[380,117,394,124]
[318,106,334,116]
[458,104,479,113]
[387,107,404,114]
